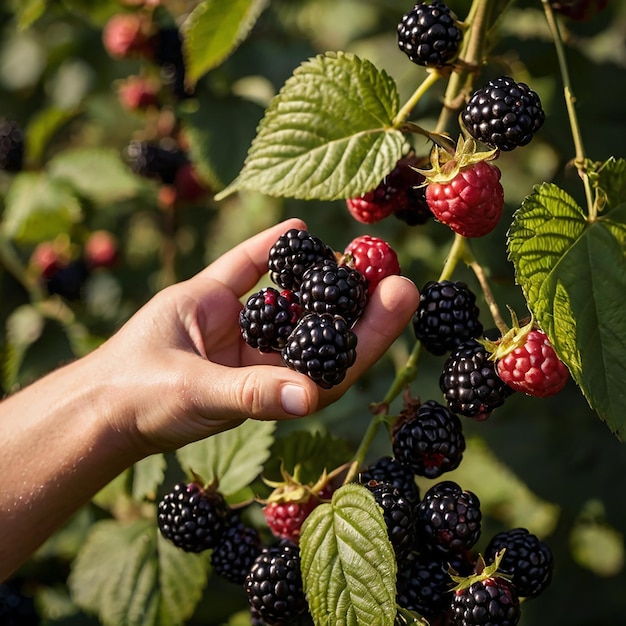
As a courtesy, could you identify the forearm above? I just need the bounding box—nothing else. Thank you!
[0,352,142,581]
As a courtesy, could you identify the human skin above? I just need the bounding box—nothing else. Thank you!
[0,217,419,581]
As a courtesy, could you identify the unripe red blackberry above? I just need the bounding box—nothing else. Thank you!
[281,313,357,389]
[343,235,401,296]
[102,13,154,59]
[157,482,230,553]
[461,76,545,152]
[484,528,553,598]
[359,456,421,508]
[245,541,309,625]
[413,280,483,355]
[392,399,465,479]
[397,1,463,68]
[268,228,335,291]
[117,75,160,111]
[0,119,24,172]
[299,260,368,327]
[440,339,514,420]
[415,481,482,556]
[84,230,119,269]
[239,287,302,353]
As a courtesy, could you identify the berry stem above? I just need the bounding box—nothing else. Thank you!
[438,232,469,282]
[343,411,390,485]
[392,70,442,127]
[541,0,595,219]
[468,259,509,336]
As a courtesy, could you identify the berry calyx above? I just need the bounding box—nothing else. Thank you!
[342,235,401,296]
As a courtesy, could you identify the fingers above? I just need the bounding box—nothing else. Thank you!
[195,217,307,297]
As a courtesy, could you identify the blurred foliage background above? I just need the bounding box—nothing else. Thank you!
[1,0,626,624]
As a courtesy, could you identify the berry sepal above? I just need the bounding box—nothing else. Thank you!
[480,308,533,363]
[450,549,512,591]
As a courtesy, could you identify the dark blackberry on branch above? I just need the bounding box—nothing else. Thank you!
[413,280,483,355]
[415,480,482,556]
[0,119,24,172]
[299,260,368,327]
[153,27,190,99]
[485,528,554,598]
[245,541,308,625]
[157,482,230,553]
[440,339,514,420]
[282,313,357,389]
[451,576,520,626]
[268,228,335,291]
[360,456,421,508]
[392,399,465,479]
[125,140,187,185]
[45,259,90,301]
[0,581,40,626]
[397,1,463,68]
[239,287,302,352]
[461,76,545,152]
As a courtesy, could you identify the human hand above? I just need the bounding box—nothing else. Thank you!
[93,218,419,455]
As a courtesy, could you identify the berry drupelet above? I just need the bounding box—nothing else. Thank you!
[397,1,463,68]
[157,482,230,553]
[413,280,484,356]
[461,76,545,152]
[239,287,302,353]
[392,399,466,479]
[268,228,335,291]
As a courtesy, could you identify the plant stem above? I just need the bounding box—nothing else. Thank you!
[392,70,442,127]
[542,0,595,219]
[468,260,509,335]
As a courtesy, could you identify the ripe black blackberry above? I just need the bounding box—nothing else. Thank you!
[485,528,554,598]
[393,181,433,226]
[268,228,336,291]
[461,76,545,152]
[0,581,39,626]
[451,576,520,626]
[45,259,90,301]
[360,455,421,508]
[440,339,514,420]
[154,27,190,100]
[157,482,230,553]
[397,1,463,68]
[245,541,308,625]
[239,287,302,352]
[412,280,483,355]
[415,480,482,556]
[364,479,416,563]
[396,551,454,619]
[211,514,264,585]
[0,119,24,172]
[392,399,465,479]
[281,313,357,389]
[125,140,187,184]
[299,260,368,327]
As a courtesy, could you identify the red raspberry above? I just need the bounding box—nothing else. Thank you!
[117,76,159,111]
[426,160,504,238]
[343,235,401,296]
[496,328,569,398]
[102,13,154,59]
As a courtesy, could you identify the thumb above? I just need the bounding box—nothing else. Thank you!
[196,363,320,422]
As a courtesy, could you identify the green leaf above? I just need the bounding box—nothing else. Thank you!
[1,172,81,244]
[176,420,276,496]
[25,106,81,167]
[132,454,166,501]
[594,157,626,212]
[300,483,397,626]
[183,0,268,86]
[508,182,626,439]
[47,147,144,204]
[15,0,47,30]
[216,51,406,201]
[69,519,208,626]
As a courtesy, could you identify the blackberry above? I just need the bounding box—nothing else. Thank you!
[396,551,454,619]
[451,576,520,626]
[359,455,421,508]
[299,260,368,327]
[211,514,265,585]
[393,182,432,226]
[157,482,230,552]
[440,339,514,420]
[461,76,545,152]
[125,140,187,185]
[0,581,39,626]
[412,280,483,356]
[239,287,302,353]
[485,528,553,598]
[154,27,190,100]
[415,481,482,556]
[268,228,335,291]
[364,480,415,563]
[392,399,465,479]
[397,1,463,68]
[281,313,357,389]
[245,541,308,625]
[0,119,24,172]
[45,259,90,301]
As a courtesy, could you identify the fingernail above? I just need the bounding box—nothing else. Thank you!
[281,384,309,416]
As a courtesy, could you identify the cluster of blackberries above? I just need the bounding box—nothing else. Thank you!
[157,481,310,625]
[239,228,371,389]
